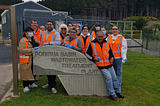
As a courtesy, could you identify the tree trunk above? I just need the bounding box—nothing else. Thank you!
[108,9,111,20]
[146,5,149,16]
[155,8,159,18]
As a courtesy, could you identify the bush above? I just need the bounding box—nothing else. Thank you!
[124,16,149,29]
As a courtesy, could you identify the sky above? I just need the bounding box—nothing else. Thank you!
[23,0,40,2]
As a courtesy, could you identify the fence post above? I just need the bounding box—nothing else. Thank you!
[146,30,149,50]
[10,5,19,97]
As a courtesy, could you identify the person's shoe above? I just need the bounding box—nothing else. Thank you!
[23,87,30,92]
[42,84,49,88]
[51,88,57,93]
[116,93,124,98]
[29,83,39,88]
[110,95,117,101]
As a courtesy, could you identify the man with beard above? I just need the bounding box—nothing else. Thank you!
[41,21,61,93]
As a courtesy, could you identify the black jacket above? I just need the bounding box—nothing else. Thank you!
[85,39,114,69]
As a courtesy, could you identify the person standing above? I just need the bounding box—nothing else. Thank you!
[79,25,93,54]
[41,21,61,93]
[19,27,41,92]
[101,27,109,40]
[76,27,81,36]
[40,25,45,31]
[31,20,43,42]
[91,23,101,39]
[85,31,123,101]
[62,27,82,52]
[59,24,69,42]
[107,26,127,98]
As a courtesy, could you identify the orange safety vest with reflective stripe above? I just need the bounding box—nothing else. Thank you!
[41,31,57,46]
[32,27,42,41]
[107,35,123,57]
[90,42,111,67]
[79,35,92,54]
[63,37,79,47]
[91,31,96,39]
[19,37,29,63]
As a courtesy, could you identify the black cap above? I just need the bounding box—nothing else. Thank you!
[24,27,34,32]
[95,23,100,26]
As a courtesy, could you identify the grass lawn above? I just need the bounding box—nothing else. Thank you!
[1,51,160,106]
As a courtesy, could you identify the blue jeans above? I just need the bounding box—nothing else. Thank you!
[100,66,121,95]
[113,58,123,92]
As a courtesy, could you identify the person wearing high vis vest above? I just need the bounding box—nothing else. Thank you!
[59,24,69,42]
[101,27,109,40]
[91,22,101,39]
[31,20,43,42]
[41,21,61,94]
[79,25,93,54]
[107,26,127,98]
[19,27,41,93]
[85,31,124,101]
[62,27,82,52]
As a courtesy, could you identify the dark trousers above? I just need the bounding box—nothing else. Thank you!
[23,80,34,88]
[47,75,56,89]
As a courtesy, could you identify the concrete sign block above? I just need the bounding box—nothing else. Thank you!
[33,45,109,96]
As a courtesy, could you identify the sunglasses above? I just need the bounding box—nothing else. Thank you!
[112,28,118,30]
[61,28,66,30]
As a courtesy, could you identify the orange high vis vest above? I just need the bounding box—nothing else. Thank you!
[41,31,57,46]
[79,35,92,54]
[91,42,111,67]
[91,31,96,39]
[63,37,79,47]
[32,27,42,41]
[19,37,29,63]
[107,35,123,57]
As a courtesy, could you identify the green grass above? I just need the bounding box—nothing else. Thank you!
[1,51,160,106]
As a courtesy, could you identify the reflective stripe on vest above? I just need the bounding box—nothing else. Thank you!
[64,37,79,47]
[108,35,123,57]
[19,37,29,63]
[92,42,110,67]
[41,31,57,46]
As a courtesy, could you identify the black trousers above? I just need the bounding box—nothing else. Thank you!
[47,75,56,89]
[23,80,34,88]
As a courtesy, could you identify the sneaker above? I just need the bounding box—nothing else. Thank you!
[51,88,57,93]
[23,87,30,92]
[42,84,49,88]
[29,83,39,88]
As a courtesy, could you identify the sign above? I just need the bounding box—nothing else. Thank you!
[33,46,109,96]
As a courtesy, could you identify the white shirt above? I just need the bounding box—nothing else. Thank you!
[111,34,127,60]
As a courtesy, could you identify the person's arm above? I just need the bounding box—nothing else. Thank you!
[19,39,33,55]
[71,38,82,52]
[109,45,114,60]
[34,37,41,48]
[85,43,94,61]
[121,37,127,60]
[49,32,61,46]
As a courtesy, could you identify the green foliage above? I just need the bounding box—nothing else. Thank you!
[124,16,150,29]
[1,52,160,106]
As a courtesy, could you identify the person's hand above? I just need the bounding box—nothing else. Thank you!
[122,59,127,63]
[93,57,100,62]
[110,57,114,63]
[34,47,39,50]
[44,43,50,46]
[64,44,72,48]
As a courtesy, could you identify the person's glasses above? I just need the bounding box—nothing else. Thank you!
[83,28,88,30]
[47,24,53,26]
[61,28,66,30]
[70,31,76,33]
[112,28,118,30]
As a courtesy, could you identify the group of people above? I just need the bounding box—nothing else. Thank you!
[19,19,127,101]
